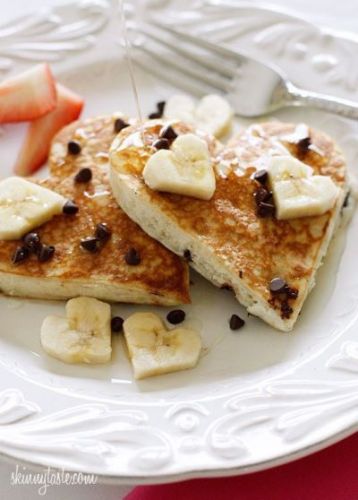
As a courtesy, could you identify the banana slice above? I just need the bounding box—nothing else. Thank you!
[164,94,196,125]
[273,176,339,220]
[123,312,202,380]
[164,94,233,138]
[0,177,66,240]
[40,297,112,364]
[143,133,216,200]
[268,155,313,183]
[267,155,339,219]
[195,94,234,138]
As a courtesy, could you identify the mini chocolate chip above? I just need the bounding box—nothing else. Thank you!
[75,167,92,183]
[23,232,41,253]
[297,136,311,155]
[157,101,166,115]
[12,246,29,265]
[281,301,293,319]
[95,223,111,242]
[148,112,161,119]
[221,284,233,291]
[269,277,287,294]
[37,245,55,263]
[125,247,141,265]
[167,309,186,325]
[253,169,268,185]
[153,138,170,150]
[239,271,243,279]
[80,237,99,253]
[285,286,299,299]
[67,140,81,155]
[111,316,124,332]
[229,314,245,330]
[160,125,177,142]
[114,118,130,134]
[63,200,79,215]
[257,201,275,218]
[183,249,192,262]
[254,186,271,205]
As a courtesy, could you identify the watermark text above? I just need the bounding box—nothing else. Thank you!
[10,465,98,495]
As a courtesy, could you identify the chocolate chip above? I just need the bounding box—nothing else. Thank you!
[297,136,311,156]
[157,101,166,115]
[111,316,124,332]
[148,112,161,119]
[148,100,166,119]
[269,277,287,294]
[221,284,233,291]
[37,245,55,263]
[12,246,29,265]
[229,314,245,330]
[23,232,41,253]
[80,237,99,253]
[257,201,275,218]
[95,223,111,242]
[167,309,186,325]
[67,140,81,155]
[114,118,130,134]
[160,125,177,142]
[239,271,243,279]
[254,186,271,205]
[253,169,268,185]
[63,200,79,215]
[125,247,141,265]
[75,168,92,183]
[281,301,293,319]
[153,138,170,150]
[183,249,192,262]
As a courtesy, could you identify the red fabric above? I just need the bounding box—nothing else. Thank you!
[125,432,358,500]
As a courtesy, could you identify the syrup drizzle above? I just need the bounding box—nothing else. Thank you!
[117,0,144,142]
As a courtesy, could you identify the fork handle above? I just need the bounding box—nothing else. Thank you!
[287,83,358,119]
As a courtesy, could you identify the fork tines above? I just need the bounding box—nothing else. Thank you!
[131,22,241,95]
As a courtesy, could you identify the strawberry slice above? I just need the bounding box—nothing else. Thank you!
[14,84,84,176]
[0,64,57,123]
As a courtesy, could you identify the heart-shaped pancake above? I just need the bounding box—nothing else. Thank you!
[110,120,348,331]
[0,115,190,305]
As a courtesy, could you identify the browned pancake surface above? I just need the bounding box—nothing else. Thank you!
[111,120,346,320]
[0,116,190,304]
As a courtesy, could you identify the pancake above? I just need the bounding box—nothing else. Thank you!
[109,119,348,331]
[0,115,190,305]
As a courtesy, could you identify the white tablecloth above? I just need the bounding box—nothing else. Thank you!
[0,1,357,498]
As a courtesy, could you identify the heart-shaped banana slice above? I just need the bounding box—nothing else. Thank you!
[40,297,112,364]
[0,177,66,240]
[123,312,202,380]
[164,94,233,138]
[143,133,216,200]
[267,155,339,219]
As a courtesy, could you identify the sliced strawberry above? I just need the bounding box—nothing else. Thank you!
[14,84,84,176]
[0,63,57,123]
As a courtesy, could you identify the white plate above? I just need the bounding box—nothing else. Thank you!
[0,0,358,484]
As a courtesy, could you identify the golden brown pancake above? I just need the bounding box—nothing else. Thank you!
[0,115,190,305]
[109,119,348,331]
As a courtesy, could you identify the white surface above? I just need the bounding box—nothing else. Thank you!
[0,0,358,498]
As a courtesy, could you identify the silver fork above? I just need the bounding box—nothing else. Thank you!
[131,22,358,119]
